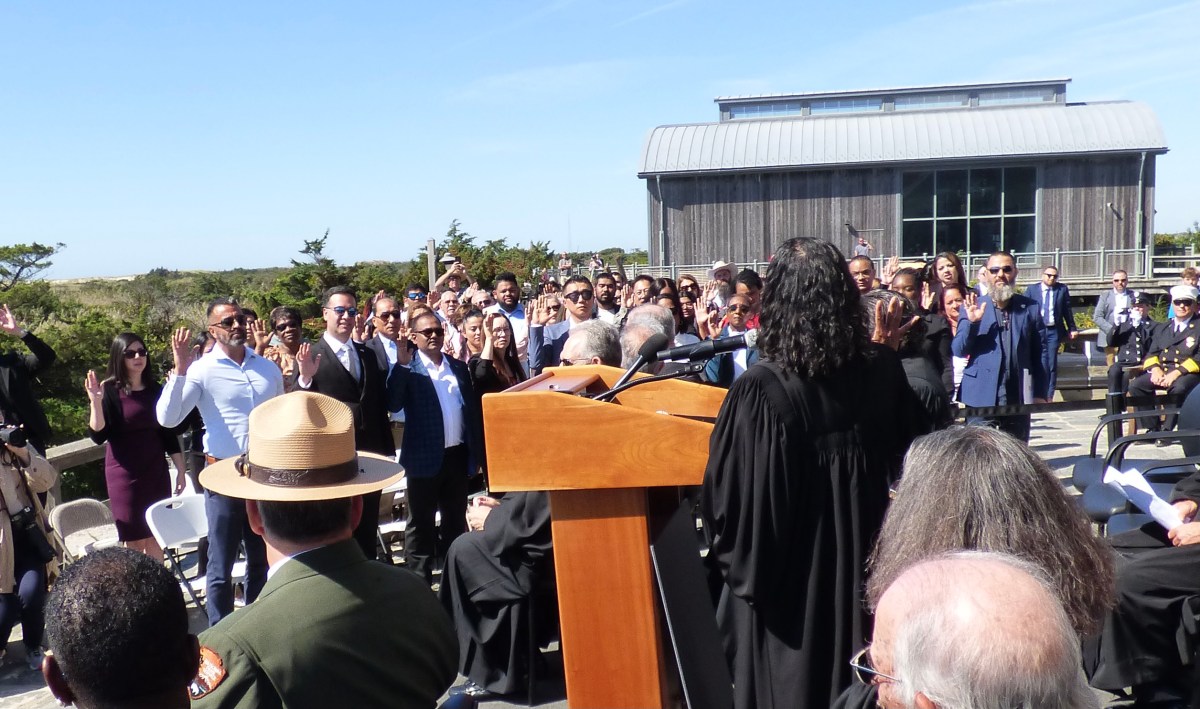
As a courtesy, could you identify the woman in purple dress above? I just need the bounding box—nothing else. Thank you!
[85,333,185,559]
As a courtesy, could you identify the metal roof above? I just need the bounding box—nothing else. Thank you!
[638,101,1167,177]
[713,77,1071,103]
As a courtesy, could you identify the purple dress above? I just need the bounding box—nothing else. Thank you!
[103,387,171,540]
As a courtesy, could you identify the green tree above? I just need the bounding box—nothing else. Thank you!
[0,242,64,291]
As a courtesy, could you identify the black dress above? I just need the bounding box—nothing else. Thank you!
[701,348,926,709]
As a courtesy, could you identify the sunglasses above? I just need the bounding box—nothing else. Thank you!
[374,310,403,321]
[1043,273,1058,278]
[849,647,898,686]
[546,303,562,311]
[274,320,300,332]
[1174,299,1195,306]
[123,348,148,360]
[210,314,247,329]
[563,290,594,303]
[1113,279,1128,283]
[326,306,358,317]
[406,292,427,301]
[413,326,444,338]
[475,299,496,308]
[987,265,1015,275]
[727,305,750,313]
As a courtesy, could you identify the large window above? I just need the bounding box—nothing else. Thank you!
[728,101,803,119]
[901,167,1037,256]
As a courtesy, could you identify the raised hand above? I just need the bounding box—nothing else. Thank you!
[296,342,322,380]
[351,311,369,342]
[0,305,20,335]
[530,295,552,326]
[882,256,899,285]
[170,327,193,375]
[396,324,413,365]
[871,298,920,350]
[250,317,270,350]
[84,370,104,400]
[963,292,987,323]
[920,282,936,311]
[622,284,636,310]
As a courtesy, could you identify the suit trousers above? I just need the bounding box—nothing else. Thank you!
[406,444,469,584]
[1126,371,1200,431]
[205,490,269,627]
[1041,327,1060,399]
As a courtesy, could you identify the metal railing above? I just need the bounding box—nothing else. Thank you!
[621,247,1200,284]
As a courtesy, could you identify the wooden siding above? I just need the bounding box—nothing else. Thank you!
[647,156,1155,266]
[648,168,897,265]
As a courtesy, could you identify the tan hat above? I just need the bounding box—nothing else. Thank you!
[708,260,733,279]
[200,392,404,502]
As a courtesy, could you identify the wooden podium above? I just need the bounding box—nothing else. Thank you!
[483,365,726,708]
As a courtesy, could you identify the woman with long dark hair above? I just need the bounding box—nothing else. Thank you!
[469,311,525,395]
[702,237,927,709]
[924,251,967,314]
[85,333,185,559]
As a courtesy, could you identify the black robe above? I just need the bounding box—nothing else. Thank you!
[701,348,926,709]
[438,492,552,694]
[1083,470,1200,695]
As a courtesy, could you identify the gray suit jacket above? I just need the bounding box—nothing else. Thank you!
[1093,289,1133,348]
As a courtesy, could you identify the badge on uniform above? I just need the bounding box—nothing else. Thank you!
[189,646,227,699]
[1188,337,1195,349]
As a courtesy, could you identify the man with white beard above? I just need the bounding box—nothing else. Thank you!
[952,251,1048,442]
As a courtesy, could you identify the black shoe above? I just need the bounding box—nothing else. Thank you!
[449,681,499,700]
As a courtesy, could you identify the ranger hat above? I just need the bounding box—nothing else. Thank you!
[200,392,404,502]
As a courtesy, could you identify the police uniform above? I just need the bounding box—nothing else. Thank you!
[1126,315,1200,430]
[190,539,458,709]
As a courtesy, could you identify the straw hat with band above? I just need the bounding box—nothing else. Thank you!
[200,392,405,502]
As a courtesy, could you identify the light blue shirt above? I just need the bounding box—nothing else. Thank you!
[156,344,285,459]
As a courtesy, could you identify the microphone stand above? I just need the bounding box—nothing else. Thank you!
[591,362,706,401]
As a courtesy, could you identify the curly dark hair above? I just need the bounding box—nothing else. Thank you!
[758,237,866,377]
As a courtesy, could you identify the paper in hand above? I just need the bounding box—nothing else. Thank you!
[1102,466,1184,530]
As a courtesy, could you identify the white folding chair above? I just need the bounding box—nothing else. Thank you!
[146,495,209,609]
[49,498,118,562]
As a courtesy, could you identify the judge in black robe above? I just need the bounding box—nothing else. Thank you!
[702,349,925,709]
[438,491,553,695]
[1083,470,1200,703]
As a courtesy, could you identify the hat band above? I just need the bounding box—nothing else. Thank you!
[234,455,359,488]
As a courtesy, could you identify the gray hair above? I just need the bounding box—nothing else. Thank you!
[565,320,620,367]
[620,323,662,369]
[624,304,675,342]
[889,551,1099,709]
[867,425,1115,636]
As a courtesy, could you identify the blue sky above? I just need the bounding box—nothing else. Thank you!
[1,0,1196,279]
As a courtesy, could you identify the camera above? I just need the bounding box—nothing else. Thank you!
[9,506,36,531]
[0,426,27,448]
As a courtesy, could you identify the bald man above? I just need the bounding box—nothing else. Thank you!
[862,552,1097,709]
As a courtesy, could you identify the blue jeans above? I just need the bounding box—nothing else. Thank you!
[0,537,47,652]
[204,490,268,626]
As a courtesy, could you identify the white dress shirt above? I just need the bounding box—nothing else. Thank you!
[416,350,464,448]
[322,332,360,381]
[374,335,405,424]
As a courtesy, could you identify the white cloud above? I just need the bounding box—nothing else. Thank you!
[611,0,691,29]
[450,59,635,103]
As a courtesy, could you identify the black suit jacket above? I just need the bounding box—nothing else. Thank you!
[0,332,55,451]
[295,337,394,457]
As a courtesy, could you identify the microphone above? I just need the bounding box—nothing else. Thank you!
[599,332,670,399]
[654,330,758,363]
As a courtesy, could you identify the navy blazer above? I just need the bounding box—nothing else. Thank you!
[1023,283,1075,340]
[952,293,1048,406]
[702,327,760,388]
[386,353,485,479]
[527,320,570,374]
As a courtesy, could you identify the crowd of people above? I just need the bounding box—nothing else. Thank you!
[2,242,1200,708]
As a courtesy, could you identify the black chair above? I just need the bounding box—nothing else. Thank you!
[1080,387,1200,532]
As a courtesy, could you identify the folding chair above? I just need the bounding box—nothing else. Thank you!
[49,498,117,562]
[146,495,209,609]
[376,489,408,564]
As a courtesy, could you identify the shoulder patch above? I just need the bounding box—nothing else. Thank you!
[189,646,227,699]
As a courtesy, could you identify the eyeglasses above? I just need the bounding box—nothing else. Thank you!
[413,326,444,338]
[987,265,1015,275]
[123,348,148,360]
[326,306,358,317]
[475,299,496,308]
[210,314,247,329]
[546,304,562,311]
[374,310,403,321]
[563,290,594,303]
[849,647,899,686]
[560,357,593,366]
[406,292,427,301]
[727,305,750,313]
[1174,299,1195,306]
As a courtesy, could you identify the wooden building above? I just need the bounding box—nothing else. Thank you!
[638,79,1168,270]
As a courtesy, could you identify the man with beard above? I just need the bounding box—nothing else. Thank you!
[848,256,877,294]
[594,272,625,326]
[952,251,1048,442]
[157,298,284,624]
[485,272,529,372]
